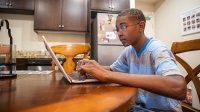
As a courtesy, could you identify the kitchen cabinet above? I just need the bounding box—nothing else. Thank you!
[0,0,8,8]
[90,0,111,11]
[16,58,28,70]
[8,0,34,10]
[34,0,62,31]
[91,0,130,12]
[34,0,88,32]
[62,0,87,31]
[0,0,34,13]
[16,58,66,70]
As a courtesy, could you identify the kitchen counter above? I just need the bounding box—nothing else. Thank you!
[16,58,65,70]
[16,50,88,70]
[16,50,87,59]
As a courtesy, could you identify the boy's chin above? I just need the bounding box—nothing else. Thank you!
[122,43,130,47]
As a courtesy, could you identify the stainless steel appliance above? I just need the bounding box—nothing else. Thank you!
[91,13,124,66]
[27,59,52,71]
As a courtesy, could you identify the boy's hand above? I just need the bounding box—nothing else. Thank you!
[76,59,109,82]
[76,59,88,76]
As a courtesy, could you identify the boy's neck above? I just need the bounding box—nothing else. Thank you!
[132,35,148,52]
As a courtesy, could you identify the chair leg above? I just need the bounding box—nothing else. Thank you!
[63,57,75,74]
[83,54,88,59]
[52,61,55,72]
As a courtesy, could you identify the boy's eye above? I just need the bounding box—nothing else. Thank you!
[114,23,127,32]
[120,24,127,29]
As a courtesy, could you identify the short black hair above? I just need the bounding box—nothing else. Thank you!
[118,8,146,23]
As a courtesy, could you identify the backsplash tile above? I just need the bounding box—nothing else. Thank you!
[16,50,85,59]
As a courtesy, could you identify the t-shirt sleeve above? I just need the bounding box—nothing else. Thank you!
[152,47,183,76]
[110,48,129,73]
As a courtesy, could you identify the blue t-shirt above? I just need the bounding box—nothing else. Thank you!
[110,38,183,111]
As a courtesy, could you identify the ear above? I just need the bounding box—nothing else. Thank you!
[139,21,145,32]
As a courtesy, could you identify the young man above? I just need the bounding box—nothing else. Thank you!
[77,9,186,111]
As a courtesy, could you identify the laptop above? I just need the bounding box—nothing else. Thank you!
[41,36,98,83]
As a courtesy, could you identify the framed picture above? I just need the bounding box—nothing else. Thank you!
[181,6,200,35]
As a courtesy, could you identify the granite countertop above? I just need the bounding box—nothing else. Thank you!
[16,50,88,59]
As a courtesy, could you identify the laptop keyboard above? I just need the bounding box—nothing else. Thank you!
[70,71,95,80]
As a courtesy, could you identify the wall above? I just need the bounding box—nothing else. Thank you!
[0,13,86,51]
[155,0,200,109]
[0,0,134,51]
[155,0,200,75]
[136,0,154,12]
[135,0,155,38]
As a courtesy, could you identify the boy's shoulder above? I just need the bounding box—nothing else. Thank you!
[147,38,169,52]
[121,38,171,57]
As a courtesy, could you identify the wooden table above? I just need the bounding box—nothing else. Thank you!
[0,72,137,112]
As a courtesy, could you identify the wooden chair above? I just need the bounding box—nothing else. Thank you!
[51,44,90,74]
[171,39,200,112]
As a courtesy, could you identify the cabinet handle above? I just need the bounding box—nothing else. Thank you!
[9,1,12,6]
[59,25,62,28]
[108,0,114,11]
[108,0,110,8]
[62,25,64,28]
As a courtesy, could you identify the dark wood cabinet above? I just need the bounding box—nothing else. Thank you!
[34,0,88,32]
[8,0,34,10]
[91,0,130,12]
[0,0,34,14]
[91,0,111,11]
[112,0,130,11]
[16,58,28,70]
[34,0,62,30]
[62,0,88,31]
[0,0,34,10]
[0,0,8,8]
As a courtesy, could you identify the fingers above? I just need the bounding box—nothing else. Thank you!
[76,59,93,70]
[81,64,92,71]
[76,59,97,75]
[76,60,86,71]
[76,59,91,75]
[79,69,86,76]
[76,60,82,71]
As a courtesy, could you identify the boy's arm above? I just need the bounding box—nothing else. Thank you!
[79,59,187,100]
[102,66,112,71]
[105,71,186,100]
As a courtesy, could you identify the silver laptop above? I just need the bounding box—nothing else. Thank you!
[41,36,98,83]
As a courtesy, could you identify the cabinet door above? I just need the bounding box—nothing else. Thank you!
[91,0,130,12]
[112,0,130,12]
[91,0,110,11]
[9,0,34,10]
[16,58,28,70]
[62,0,88,31]
[0,0,9,8]
[34,0,62,30]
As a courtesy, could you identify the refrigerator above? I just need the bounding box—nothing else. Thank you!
[91,13,125,66]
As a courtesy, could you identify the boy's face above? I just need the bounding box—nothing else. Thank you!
[116,16,145,47]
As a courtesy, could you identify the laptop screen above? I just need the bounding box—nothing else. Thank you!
[41,36,72,83]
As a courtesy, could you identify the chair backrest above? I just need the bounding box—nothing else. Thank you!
[171,39,200,103]
[51,44,90,74]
